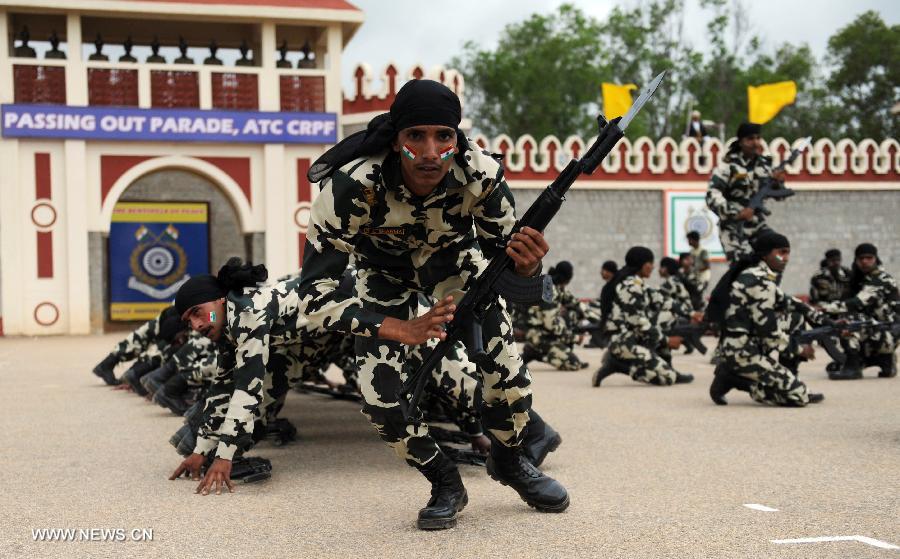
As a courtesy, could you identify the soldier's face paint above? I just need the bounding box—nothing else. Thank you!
[765,247,791,273]
[393,125,456,194]
[183,299,226,341]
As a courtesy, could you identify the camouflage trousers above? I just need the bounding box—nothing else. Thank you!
[523,330,584,371]
[355,288,532,466]
[726,349,810,406]
[197,330,342,456]
[719,221,772,263]
[609,341,678,385]
[171,333,217,386]
[844,327,897,359]
[423,342,483,436]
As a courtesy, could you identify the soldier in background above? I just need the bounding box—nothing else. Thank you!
[819,243,898,380]
[809,248,851,304]
[686,230,711,296]
[520,261,589,371]
[706,122,786,263]
[592,247,694,387]
[90,305,185,388]
[708,232,825,406]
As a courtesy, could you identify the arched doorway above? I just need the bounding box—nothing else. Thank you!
[92,167,260,331]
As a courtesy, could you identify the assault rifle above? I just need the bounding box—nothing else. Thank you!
[793,319,900,365]
[397,71,668,419]
[202,455,272,483]
[667,320,710,354]
[748,136,811,216]
[439,445,487,467]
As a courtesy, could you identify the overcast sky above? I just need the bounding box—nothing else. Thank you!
[341,0,898,91]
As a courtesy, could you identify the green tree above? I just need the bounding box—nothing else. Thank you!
[450,5,602,139]
[825,10,899,141]
[449,4,606,139]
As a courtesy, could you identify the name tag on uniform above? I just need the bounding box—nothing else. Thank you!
[362,226,407,236]
[733,172,748,180]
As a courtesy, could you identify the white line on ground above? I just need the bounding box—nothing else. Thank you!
[771,535,900,550]
[743,503,778,512]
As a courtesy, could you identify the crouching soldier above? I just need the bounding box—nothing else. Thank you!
[298,79,568,530]
[168,259,343,495]
[820,243,898,380]
[592,247,695,387]
[709,232,825,406]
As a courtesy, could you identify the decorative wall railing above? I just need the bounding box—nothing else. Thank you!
[8,58,327,112]
[472,135,900,183]
[343,62,465,114]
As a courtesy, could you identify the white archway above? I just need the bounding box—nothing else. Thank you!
[99,155,254,233]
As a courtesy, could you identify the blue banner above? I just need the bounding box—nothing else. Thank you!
[109,202,210,321]
[1,104,337,144]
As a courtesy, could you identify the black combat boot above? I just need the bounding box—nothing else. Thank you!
[153,373,191,415]
[674,372,694,384]
[592,352,627,387]
[828,351,863,380]
[522,410,562,468]
[486,438,569,512]
[825,361,842,373]
[92,354,120,385]
[122,360,157,396]
[415,453,468,530]
[872,353,897,378]
[709,364,754,405]
[141,360,177,395]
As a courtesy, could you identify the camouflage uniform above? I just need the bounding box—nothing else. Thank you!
[819,267,898,360]
[299,146,532,466]
[171,331,218,386]
[107,312,171,366]
[193,276,346,460]
[809,265,851,304]
[690,246,711,294]
[706,151,780,262]
[719,262,811,406]
[606,276,678,385]
[521,284,585,371]
[658,276,693,327]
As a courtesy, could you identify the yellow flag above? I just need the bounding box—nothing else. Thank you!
[747,81,797,124]
[602,82,637,120]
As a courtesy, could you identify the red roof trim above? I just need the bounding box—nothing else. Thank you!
[136,0,360,10]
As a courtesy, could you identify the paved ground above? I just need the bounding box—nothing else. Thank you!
[1,334,897,559]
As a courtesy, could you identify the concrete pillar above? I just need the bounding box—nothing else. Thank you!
[66,14,86,105]
[64,140,90,333]
[263,144,288,277]
[0,140,23,333]
[259,22,278,111]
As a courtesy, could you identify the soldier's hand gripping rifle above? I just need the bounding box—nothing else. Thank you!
[397,71,668,420]
[748,136,811,216]
[792,318,890,365]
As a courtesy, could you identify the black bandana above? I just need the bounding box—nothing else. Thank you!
[174,258,268,316]
[854,243,877,258]
[308,79,464,183]
[752,231,790,256]
[549,261,574,285]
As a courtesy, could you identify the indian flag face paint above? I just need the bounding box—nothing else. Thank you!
[439,146,455,161]
[401,144,417,160]
[208,311,217,323]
